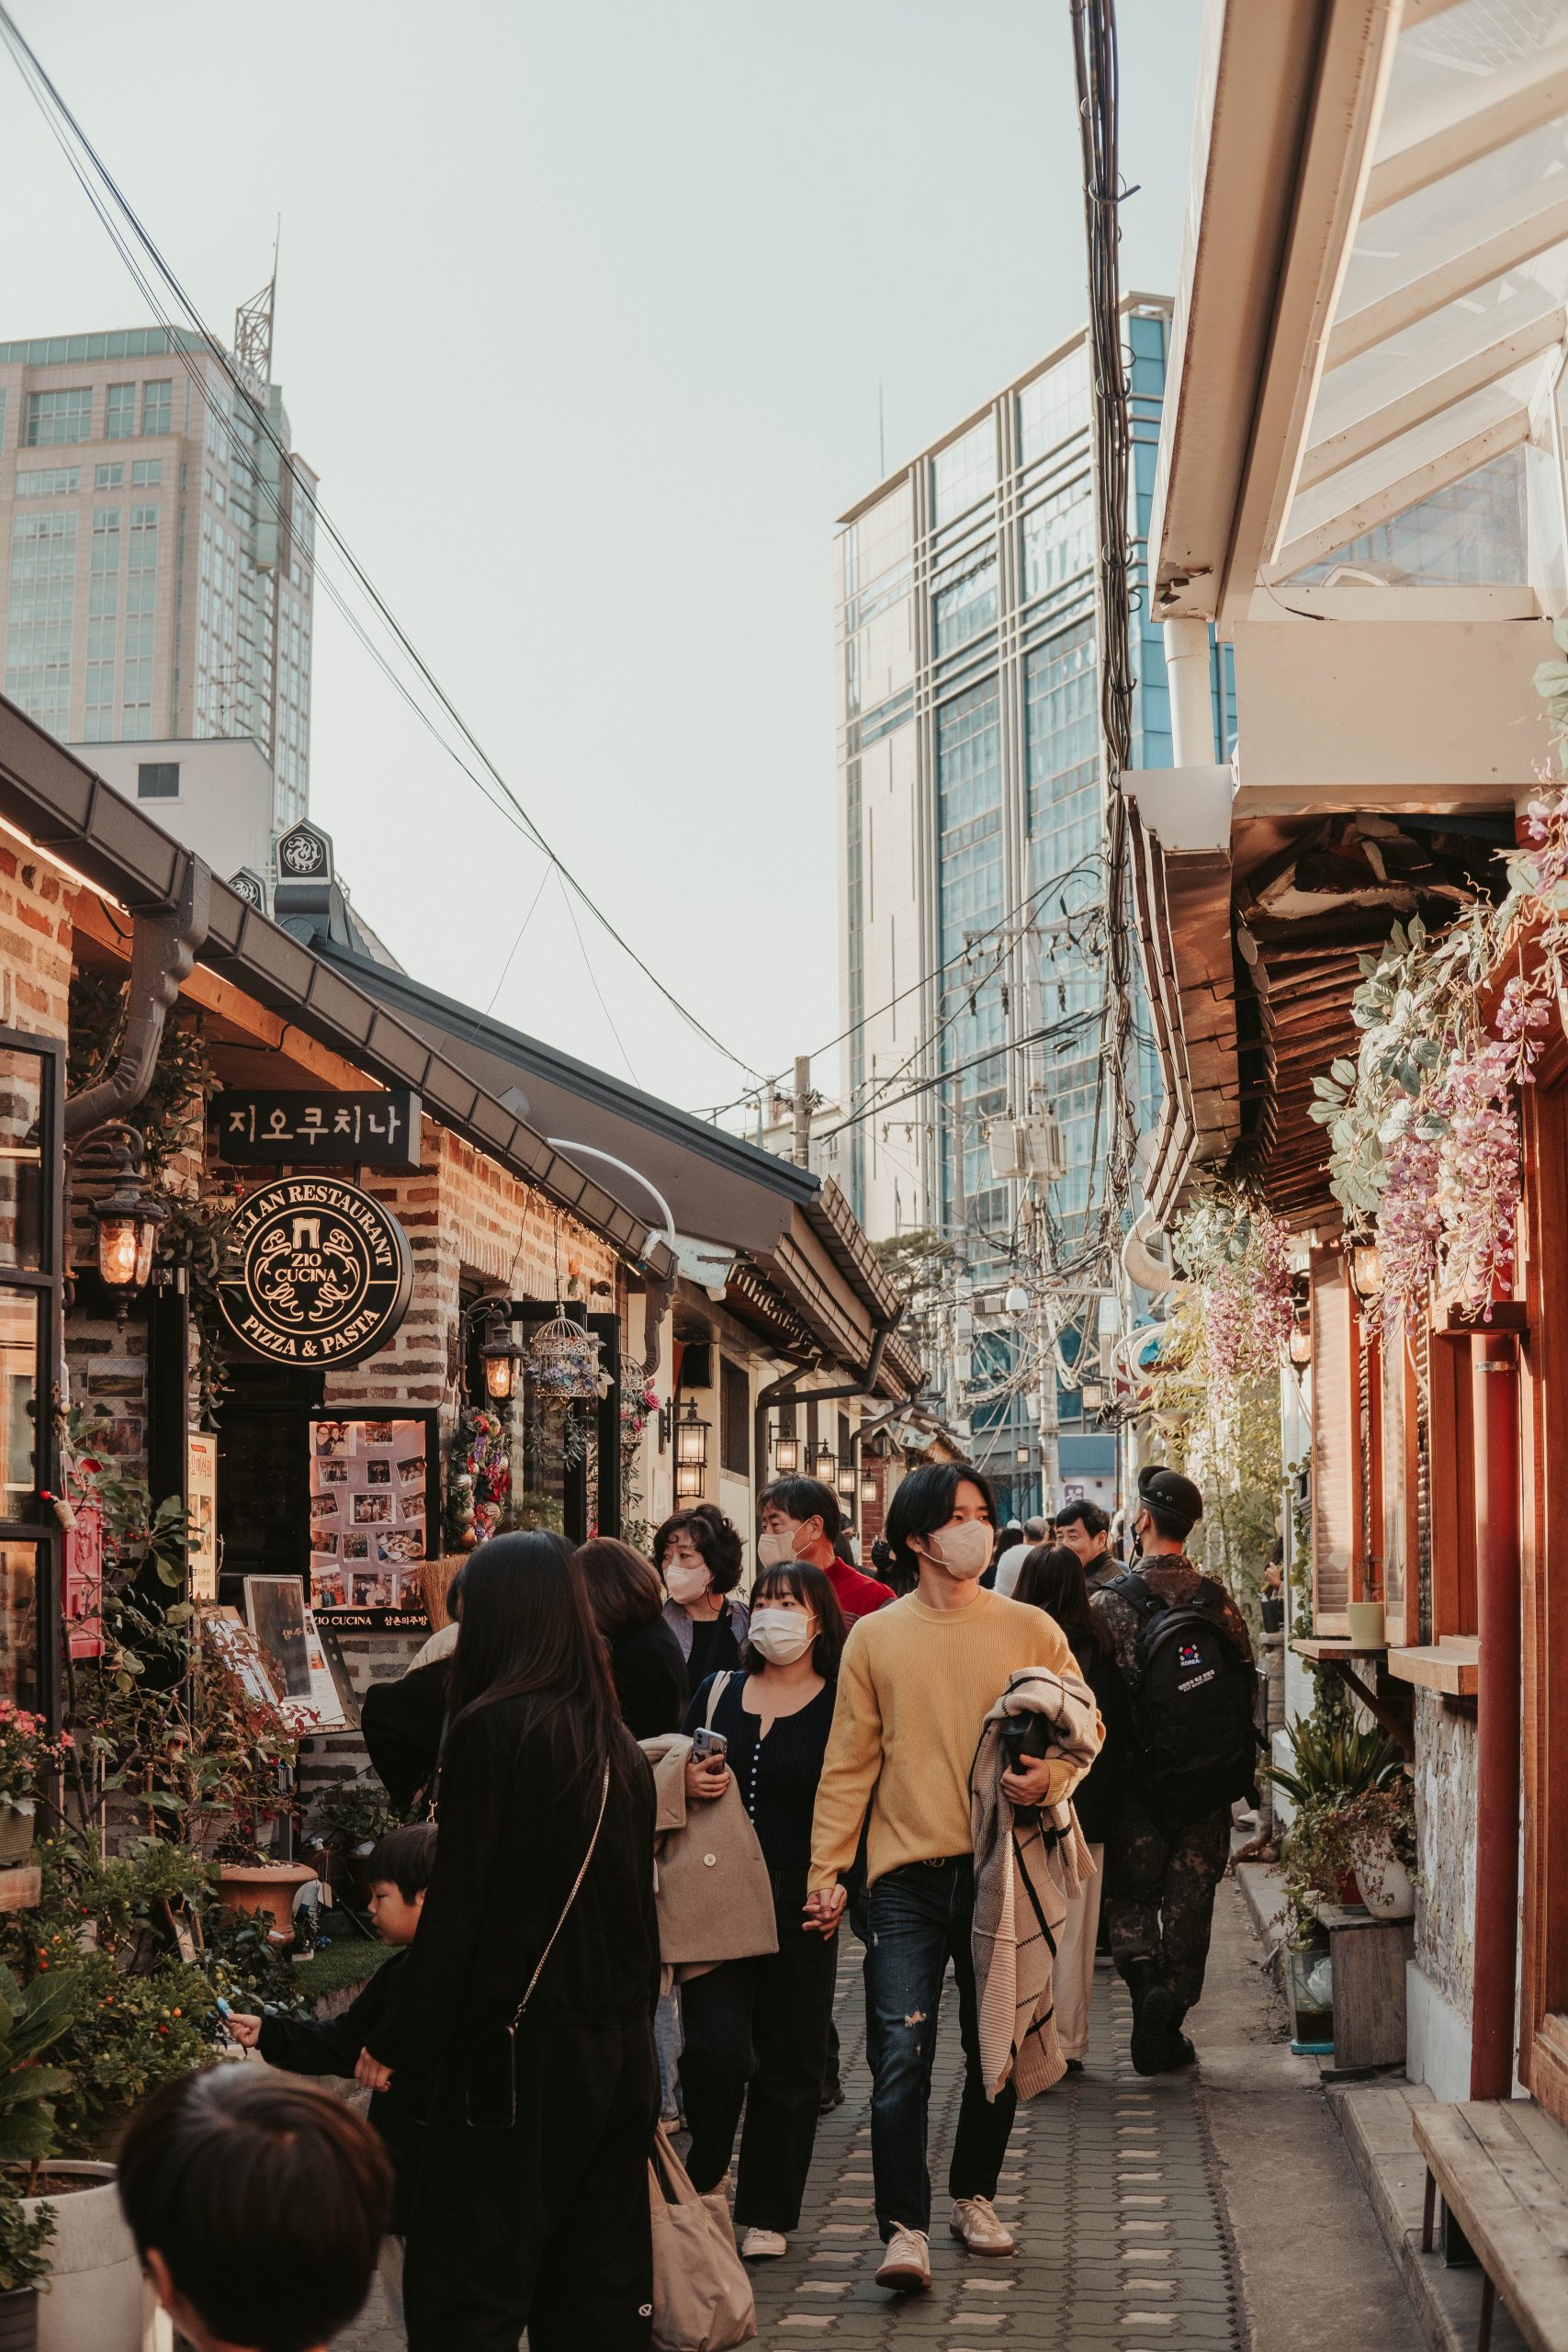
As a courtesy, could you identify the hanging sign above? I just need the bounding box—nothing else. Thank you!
[187,1432,218,1602]
[212,1090,421,1172]
[216,1177,413,1368]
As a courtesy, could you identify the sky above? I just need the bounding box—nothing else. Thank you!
[1,0,1202,1126]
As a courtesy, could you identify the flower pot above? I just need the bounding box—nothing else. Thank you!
[0,1808,33,1869]
[1346,1600,1385,1648]
[19,2163,143,2352]
[0,2288,37,2352]
[1285,1943,1334,2054]
[216,1861,316,1939]
[1353,1835,1415,1919]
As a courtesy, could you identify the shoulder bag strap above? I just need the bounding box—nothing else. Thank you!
[705,1669,732,1728]
[510,1759,612,2029]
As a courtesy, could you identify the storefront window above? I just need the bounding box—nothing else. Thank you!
[0,1292,38,1511]
[0,1542,42,1711]
[0,1046,44,1272]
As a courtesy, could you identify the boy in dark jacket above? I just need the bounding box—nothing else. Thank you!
[225,1824,435,2245]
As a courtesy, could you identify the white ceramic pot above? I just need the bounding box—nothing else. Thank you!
[1347,1600,1385,1648]
[1353,1836,1415,1920]
[19,2162,145,2352]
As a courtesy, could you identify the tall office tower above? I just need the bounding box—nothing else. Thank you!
[834,300,1189,1513]
[0,288,317,846]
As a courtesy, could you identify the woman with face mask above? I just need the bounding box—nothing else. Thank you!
[653,1506,750,1681]
[676,1560,849,2262]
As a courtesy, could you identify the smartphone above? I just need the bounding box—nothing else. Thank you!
[215,1996,233,2020]
[691,1726,728,1764]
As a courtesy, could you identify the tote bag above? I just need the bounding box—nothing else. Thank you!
[649,2123,755,2352]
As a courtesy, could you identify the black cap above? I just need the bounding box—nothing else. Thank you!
[1138,1464,1203,1533]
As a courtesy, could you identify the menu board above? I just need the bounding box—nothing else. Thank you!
[307,1411,435,1627]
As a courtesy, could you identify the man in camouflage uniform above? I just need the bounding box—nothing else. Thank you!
[1093,1467,1253,2076]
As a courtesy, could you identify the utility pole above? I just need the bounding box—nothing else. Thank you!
[793,1056,812,1170]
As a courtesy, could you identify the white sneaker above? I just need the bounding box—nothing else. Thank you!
[875,2226,932,2291]
[950,2195,1017,2255]
[740,2227,787,2259]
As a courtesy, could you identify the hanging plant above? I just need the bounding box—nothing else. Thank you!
[527,1313,603,1401]
[1169,1188,1293,1408]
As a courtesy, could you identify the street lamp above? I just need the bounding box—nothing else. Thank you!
[860,1470,878,1505]
[773,1430,802,1475]
[478,1315,525,1403]
[1288,1317,1313,1369]
[1348,1243,1383,1305]
[813,1441,835,1484]
[835,1459,856,1500]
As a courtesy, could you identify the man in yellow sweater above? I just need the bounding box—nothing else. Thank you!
[806,1463,1093,2294]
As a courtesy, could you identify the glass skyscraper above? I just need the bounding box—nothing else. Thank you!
[834,300,1185,1512]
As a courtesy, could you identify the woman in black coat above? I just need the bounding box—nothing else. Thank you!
[577,1537,689,1738]
[361,1532,660,2352]
[1013,1543,1131,2070]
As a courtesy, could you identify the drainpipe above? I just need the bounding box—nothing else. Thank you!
[1470,1332,1522,2101]
[1162,616,1216,768]
[753,1358,817,1507]
[64,860,211,1138]
[751,1315,901,1510]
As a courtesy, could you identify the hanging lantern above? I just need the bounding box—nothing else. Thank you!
[835,1458,856,1499]
[813,1441,835,1484]
[773,1430,802,1474]
[1288,1317,1313,1368]
[1348,1243,1383,1304]
[479,1317,525,1402]
[527,1310,602,1399]
[860,1470,878,1505]
[91,1161,166,1290]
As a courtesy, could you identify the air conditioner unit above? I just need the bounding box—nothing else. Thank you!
[987,1114,1066,1183]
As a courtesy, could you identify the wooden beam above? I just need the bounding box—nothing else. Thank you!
[1327,191,1568,369]
[1365,42,1568,219]
[1274,402,1529,579]
[1301,303,1565,491]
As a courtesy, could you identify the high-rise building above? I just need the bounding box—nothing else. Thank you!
[0,305,317,848]
[834,298,1199,1512]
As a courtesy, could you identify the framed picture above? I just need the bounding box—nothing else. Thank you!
[242,1578,348,1731]
[307,1409,437,1628]
[187,1432,218,1603]
[201,1608,289,1722]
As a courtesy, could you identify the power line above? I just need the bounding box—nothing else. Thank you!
[0,4,769,1090]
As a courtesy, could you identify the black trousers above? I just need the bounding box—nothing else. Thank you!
[403,2014,658,2352]
[679,1867,837,2231]
[1105,1792,1232,2010]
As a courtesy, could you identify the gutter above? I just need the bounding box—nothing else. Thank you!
[64,858,211,1139]
[750,1312,903,1513]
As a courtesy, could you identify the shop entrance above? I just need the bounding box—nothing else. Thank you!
[215,1360,324,1606]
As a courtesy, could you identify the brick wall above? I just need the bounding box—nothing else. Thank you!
[298,1628,425,1808]
[0,852,73,1041]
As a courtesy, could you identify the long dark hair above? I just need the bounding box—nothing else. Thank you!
[741,1561,847,1679]
[575,1537,664,1638]
[1012,1543,1111,1662]
[446,1531,624,1787]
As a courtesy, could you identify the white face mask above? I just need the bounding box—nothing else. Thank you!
[664,1558,712,1608]
[749,1607,815,1665]
[924,1520,991,1581]
[756,1528,802,1570]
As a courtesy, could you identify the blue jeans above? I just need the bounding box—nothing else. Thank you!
[864,1858,1018,2240]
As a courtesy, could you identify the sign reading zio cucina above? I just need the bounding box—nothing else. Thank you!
[217,1177,414,1367]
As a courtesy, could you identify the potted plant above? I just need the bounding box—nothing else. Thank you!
[1267,1715,1408,1913]
[0,2190,54,2352]
[0,1712,69,1873]
[306,1780,396,1903]
[1341,1781,1416,1918]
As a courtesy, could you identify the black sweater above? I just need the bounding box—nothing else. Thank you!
[682,1671,835,1879]
[362,1657,448,1815]
[1066,1637,1132,1846]
[258,1951,427,2232]
[611,1615,689,1741]
[367,1695,659,2081]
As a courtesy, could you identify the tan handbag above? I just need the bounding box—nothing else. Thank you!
[648,2123,756,2352]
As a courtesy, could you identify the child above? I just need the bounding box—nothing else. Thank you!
[118,2067,390,2352]
[225,1823,434,2309]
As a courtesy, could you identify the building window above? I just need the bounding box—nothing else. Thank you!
[1017,347,1090,465]
[4,508,77,729]
[131,459,162,488]
[105,384,136,440]
[933,553,998,655]
[24,389,92,447]
[121,503,159,739]
[136,762,180,799]
[720,1357,750,1480]
[1021,477,1094,605]
[936,674,1007,1231]
[1024,620,1100,894]
[84,504,121,744]
[141,381,173,438]
[94,463,124,490]
[15,469,80,499]
[931,420,997,527]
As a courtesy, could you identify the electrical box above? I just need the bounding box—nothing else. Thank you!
[987,1114,1066,1183]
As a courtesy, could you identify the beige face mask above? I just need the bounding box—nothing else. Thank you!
[924,1520,991,1580]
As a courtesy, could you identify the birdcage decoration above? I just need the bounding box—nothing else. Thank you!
[527,1310,604,1400]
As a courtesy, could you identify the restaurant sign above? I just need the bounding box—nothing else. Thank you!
[216,1177,413,1367]
[212,1090,421,1171]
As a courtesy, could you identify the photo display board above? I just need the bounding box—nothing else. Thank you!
[307,1410,436,1630]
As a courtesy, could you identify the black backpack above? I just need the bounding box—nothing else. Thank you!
[1111,1572,1260,1826]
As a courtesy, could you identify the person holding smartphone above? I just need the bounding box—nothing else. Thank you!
[677,1560,849,2261]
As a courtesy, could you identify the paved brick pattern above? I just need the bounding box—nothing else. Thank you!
[332,1959,1238,2350]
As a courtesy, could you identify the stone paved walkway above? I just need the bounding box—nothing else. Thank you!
[334,1954,1241,2351]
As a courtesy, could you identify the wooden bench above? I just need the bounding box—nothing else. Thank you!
[1414,2099,1568,2352]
